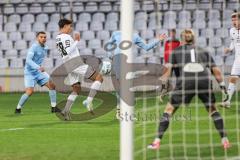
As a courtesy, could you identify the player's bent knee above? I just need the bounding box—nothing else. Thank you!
[164,103,175,115]
[50,83,56,90]
[95,74,103,82]
[26,89,34,96]
[205,104,217,114]
[49,81,56,90]
[229,76,238,83]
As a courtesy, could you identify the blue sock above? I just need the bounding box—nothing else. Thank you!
[49,90,56,107]
[17,93,29,109]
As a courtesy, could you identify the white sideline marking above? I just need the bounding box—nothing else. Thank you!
[0,128,25,132]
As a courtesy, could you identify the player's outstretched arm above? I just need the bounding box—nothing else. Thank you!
[212,67,224,83]
[224,40,234,54]
[159,63,172,83]
[224,48,232,54]
[105,31,117,59]
[211,66,227,94]
[134,33,167,51]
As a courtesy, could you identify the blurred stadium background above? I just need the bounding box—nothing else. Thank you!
[0,1,240,160]
[0,0,239,92]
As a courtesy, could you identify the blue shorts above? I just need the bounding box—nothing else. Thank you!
[24,72,50,88]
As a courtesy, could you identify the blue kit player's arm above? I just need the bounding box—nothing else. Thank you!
[134,33,160,51]
[26,49,40,70]
[106,31,118,59]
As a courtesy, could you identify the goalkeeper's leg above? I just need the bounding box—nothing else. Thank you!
[148,90,193,150]
[148,103,178,150]
[206,105,231,149]
[201,92,231,149]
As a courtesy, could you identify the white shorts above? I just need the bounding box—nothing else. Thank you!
[64,64,96,86]
[231,60,240,76]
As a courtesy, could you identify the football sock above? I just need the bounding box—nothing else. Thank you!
[158,112,170,139]
[62,92,78,113]
[86,81,102,103]
[49,90,56,107]
[227,83,235,102]
[116,93,120,109]
[17,93,29,109]
[211,112,226,138]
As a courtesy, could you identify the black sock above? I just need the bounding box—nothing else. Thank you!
[211,112,226,138]
[158,113,170,139]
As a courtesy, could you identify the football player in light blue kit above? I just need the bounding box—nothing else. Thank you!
[15,32,57,114]
[106,31,167,119]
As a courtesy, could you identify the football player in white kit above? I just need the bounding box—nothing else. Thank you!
[223,12,240,108]
[56,19,103,120]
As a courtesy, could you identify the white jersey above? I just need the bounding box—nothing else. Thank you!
[55,33,95,85]
[229,27,240,59]
[229,27,240,76]
[56,33,80,62]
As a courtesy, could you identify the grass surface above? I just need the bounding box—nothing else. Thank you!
[0,92,239,160]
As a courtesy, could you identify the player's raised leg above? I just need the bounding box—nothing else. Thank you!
[15,88,34,114]
[44,80,57,112]
[83,72,103,113]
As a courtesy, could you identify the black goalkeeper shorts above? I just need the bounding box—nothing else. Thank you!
[170,80,216,108]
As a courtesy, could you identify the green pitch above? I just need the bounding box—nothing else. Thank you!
[0,92,239,160]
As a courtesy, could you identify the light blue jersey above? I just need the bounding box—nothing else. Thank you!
[107,31,160,57]
[24,42,48,74]
[107,31,160,79]
[24,42,49,87]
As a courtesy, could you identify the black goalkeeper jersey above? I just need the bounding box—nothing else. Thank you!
[169,44,216,83]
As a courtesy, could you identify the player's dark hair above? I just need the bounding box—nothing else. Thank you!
[231,12,240,19]
[36,31,46,37]
[169,29,176,33]
[58,19,73,29]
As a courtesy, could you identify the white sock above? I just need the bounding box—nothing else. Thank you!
[117,105,120,110]
[17,105,21,109]
[227,83,236,102]
[87,81,102,103]
[51,102,56,107]
[62,93,78,113]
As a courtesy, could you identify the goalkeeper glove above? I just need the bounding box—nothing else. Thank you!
[158,80,172,102]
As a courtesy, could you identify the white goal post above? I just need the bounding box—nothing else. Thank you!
[120,0,135,160]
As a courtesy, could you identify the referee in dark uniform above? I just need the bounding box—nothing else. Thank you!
[148,29,231,150]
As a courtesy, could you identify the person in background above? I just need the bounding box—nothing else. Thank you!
[163,29,181,63]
